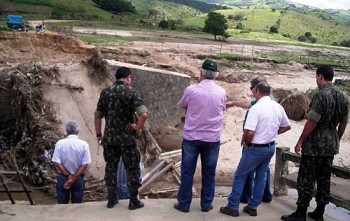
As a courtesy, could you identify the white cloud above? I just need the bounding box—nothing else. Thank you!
[289,0,350,10]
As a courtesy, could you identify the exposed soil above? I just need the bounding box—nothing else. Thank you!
[0,29,349,201]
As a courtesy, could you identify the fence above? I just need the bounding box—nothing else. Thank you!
[274,146,350,210]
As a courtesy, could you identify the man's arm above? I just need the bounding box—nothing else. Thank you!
[294,119,317,154]
[226,100,252,109]
[131,112,148,132]
[242,129,255,147]
[94,116,103,142]
[278,126,291,134]
[54,162,70,177]
[337,123,347,140]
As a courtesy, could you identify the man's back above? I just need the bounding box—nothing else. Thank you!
[302,83,349,156]
[178,79,226,142]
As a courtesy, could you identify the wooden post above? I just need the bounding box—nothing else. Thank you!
[274,146,290,196]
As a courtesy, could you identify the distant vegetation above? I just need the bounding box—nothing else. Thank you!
[163,0,225,12]
[0,0,349,48]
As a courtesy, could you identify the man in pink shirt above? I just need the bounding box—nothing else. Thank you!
[174,59,227,213]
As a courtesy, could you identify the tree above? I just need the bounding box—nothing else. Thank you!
[159,20,169,30]
[203,12,228,40]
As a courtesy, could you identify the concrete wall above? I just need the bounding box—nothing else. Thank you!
[106,60,191,129]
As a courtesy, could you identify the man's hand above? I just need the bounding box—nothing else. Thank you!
[64,176,77,189]
[294,140,302,154]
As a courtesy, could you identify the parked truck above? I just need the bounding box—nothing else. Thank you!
[7,15,30,31]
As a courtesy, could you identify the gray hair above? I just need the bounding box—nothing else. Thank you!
[65,120,80,135]
[200,68,219,80]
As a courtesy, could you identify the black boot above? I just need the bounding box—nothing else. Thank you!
[107,188,118,208]
[308,204,325,221]
[281,206,307,221]
[128,191,144,210]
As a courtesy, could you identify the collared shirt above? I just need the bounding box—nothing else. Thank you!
[178,79,226,142]
[52,135,91,175]
[302,83,349,156]
[94,81,148,146]
[244,96,290,144]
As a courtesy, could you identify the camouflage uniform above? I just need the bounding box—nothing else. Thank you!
[297,83,349,207]
[94,81,148,198]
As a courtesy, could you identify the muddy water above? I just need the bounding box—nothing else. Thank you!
[0,182,56,205]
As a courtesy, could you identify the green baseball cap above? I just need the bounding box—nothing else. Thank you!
[202,59,218,71]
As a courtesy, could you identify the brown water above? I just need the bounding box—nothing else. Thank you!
[0,182,56,205]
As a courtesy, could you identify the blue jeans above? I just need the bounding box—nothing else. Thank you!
[56,174,84,204]
[227,145,275,210]
[115,156,130,199]
[240,162,272,203]
[177,139,220,210]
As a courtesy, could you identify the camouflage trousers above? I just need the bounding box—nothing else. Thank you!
[103,145,141,195]
[296,155,334,207]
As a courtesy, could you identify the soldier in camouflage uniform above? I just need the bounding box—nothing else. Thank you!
[282,65,349,221]
[94,67,148,210]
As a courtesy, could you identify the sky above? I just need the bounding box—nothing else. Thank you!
[289,0,350,10]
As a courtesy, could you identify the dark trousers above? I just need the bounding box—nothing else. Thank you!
[103,145,141,196]
[296,155,334,207]
[56,174,84,204]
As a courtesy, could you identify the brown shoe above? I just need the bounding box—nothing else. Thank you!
[220,206,239,217]
[243,205,257,216]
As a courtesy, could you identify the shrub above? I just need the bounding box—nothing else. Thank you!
[340,40,350,47]
[308,36,317,43]
[269,26,279,33]
[235,22,244,30]
[159,20,169,30]
[298,35,308,42]
[305,32,312,38]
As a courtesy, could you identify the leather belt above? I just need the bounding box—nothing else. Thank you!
[249,141,275,147]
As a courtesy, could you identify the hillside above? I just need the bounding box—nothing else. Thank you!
[198,0,350,21]
[185,8,350,45]
[1,0,349,46]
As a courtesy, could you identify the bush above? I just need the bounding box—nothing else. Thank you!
[269,26,278,33]
[228,14,233,19]
[282,33,291,38]
[305,32,312,38]
[308,36,317,43]
[159,20,169,30]
[235,22,244,30]
[298,35,308,42]
[340,40,350,47]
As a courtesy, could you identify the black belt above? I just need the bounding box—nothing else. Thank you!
[249,141,275,147]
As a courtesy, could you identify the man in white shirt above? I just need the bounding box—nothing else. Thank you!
[220,82,291,217]
[52,120,91,204]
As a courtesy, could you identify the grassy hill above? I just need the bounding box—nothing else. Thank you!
[0,0,349,46]
[185,8,350,45]
[0,0,202,21]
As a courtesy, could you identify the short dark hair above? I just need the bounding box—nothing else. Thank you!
[316,65,334,81]
[250,76,267,88]
[255,82,271,96]
[115,67,131,79]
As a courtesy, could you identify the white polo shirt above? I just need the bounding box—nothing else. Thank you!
[244,96,290,144]
[52,135,91,175]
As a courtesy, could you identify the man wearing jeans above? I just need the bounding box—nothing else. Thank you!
[52,120,91,204]
[220,82,290,217]
[174,59,226,213]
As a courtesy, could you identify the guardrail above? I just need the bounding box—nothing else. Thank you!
[274,146,350,210]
